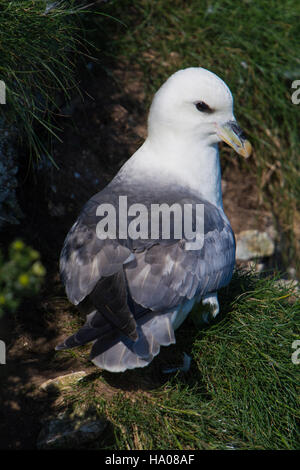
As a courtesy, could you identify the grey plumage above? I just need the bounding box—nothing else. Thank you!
[56,181,235,371]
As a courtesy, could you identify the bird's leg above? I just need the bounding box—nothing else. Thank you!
[200,292,219,324]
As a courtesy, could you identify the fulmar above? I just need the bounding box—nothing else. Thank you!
[56,67,252,372]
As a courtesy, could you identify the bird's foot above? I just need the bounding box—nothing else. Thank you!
[162,352,191,374]
[191,292,220,327]
[201,292,219,324]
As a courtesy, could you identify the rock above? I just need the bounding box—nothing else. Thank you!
[40,371,87,392]
[236,230,275,260]
[37,407,107,449]
[273,279,299,292]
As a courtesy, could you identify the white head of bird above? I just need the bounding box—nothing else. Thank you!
[148,67,251,155]
[122,67,252,209]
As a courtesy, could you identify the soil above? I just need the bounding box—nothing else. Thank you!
[0,61,275,449]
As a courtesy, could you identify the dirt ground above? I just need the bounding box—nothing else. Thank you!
[0,62,275,449]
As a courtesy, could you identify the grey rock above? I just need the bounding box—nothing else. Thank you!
[236,229,275,260]
[37,407,107,449]
[40,371,87,392]
[273,279,299,293]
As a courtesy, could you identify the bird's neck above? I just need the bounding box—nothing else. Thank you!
[124,134,224,210]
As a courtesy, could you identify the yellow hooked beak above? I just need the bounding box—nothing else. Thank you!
[216,121,252,158]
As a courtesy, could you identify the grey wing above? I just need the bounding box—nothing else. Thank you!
[125,206,236,311]
[59,199,139,340]
[60,216,133,306]
[60,194,235,316]
[58,190,235,372]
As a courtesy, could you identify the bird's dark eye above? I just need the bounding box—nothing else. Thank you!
[195,101,212,113]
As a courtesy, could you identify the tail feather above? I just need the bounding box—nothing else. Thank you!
[91,311,175,372]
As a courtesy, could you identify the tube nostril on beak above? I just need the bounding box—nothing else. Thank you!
[229,121,247,140]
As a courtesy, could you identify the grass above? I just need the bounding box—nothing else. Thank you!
[0,0,93,164]
[58,271,300,450]
[90,0,300,271]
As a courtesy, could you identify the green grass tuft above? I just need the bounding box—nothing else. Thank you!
[0,0,92,163]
